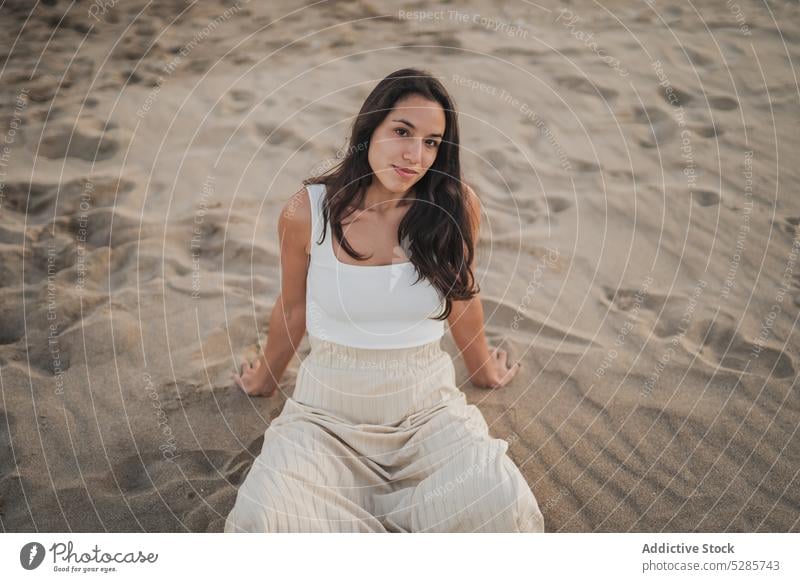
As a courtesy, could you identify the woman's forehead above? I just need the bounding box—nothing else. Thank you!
[387,97,445,134]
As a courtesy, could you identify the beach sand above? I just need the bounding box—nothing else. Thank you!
[0,0,798,532]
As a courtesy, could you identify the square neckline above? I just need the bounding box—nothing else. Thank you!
[328,230,414,269]
[315,184,414,269]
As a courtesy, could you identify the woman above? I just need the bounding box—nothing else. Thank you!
[224,68,545,533]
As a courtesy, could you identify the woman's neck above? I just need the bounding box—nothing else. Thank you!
[361,179,415,213]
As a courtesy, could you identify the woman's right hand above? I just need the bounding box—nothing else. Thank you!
[232,356,277,397]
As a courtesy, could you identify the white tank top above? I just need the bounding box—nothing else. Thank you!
[304,183,446,349]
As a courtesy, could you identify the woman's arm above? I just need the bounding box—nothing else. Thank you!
[233,187,310,396]
[447,185,521,389]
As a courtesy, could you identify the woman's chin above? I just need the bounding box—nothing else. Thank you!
[372,170,418,193]
[379,178,410,193]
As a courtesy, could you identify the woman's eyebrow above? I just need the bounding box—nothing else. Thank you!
[392,118,443,138]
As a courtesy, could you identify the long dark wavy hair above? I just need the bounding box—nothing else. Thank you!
[302,68,479,321]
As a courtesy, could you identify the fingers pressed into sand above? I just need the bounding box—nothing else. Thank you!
[240,358,250,375]
[497,349,508,366]
[501,362,521,385]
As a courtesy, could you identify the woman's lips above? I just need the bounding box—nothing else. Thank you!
[393,164,417,178]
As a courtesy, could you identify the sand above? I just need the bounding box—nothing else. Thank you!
[0,0,798,532]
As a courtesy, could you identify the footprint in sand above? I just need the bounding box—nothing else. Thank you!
[186,58,217,75]
[1,182,59,215]
[484,146,520,173]
[554,75,619,101]
[692,318,796,379]
[127,63,165,88]
[225,52,256,67]
[1,176,136,217]
[706,96,739,111]
[544,196,572,215]
[0,296,27,345]
[604,286,796,378]
[655,85,727,138]
[491,46,549,60]
[776,215,800,239]
[495,192,571,224]
[220,89,255,114]
[22,326,72,376]
[567,158,602,173]
[675,87,739,112]
[482,295,598,351]
[253,122,311,151]
[39,118,120,161]
[628,105,671,125]
[657,85,694,107]
[479,149,523,193]
[689,124,724,138]
[61,206,155,248]
[56,306,142,369]
[601,285,700,339]
[626,104,679,148]
[691,189,721,207]
[27,75,61,103]
[678,46,716,68]
[116,26,166,63]
[498,193,542,223]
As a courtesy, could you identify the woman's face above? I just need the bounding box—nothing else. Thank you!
[367,94,446,193]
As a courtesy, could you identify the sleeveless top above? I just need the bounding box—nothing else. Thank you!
[304,183,446,349]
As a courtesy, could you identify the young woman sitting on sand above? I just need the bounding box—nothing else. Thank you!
[224,68,545,533]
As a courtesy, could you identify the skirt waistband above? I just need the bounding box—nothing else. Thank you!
[307,335,445,370]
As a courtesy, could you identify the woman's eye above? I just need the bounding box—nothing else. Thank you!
[394,128,438,147]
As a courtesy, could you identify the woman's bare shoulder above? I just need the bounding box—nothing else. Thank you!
[463,183,481,231]
[463,182,479,203]
[278,185,313,254]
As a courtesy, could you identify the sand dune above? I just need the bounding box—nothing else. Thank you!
[0,0,798,532]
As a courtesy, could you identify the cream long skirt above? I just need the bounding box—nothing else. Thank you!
[224,336,545,533]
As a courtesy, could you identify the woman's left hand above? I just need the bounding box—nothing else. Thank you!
[475,347,522,389]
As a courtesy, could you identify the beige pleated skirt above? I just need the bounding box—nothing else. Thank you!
[224,336,545,533]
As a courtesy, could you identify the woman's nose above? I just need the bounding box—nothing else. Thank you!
[403,138,423,163]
